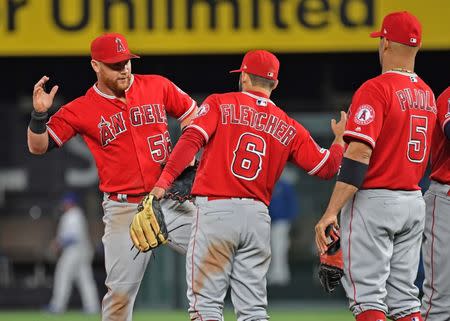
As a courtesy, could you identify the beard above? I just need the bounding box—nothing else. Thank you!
[115,76,131,91]
[238,78,243,92]
[104,75,130,93]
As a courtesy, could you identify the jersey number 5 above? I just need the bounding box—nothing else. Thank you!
[231,133,266,180]
[148,131,172,163]
[407,115,428,163]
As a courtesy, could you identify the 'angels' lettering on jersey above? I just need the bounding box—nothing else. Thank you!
[220,104,297,146]
[395,88,437,113]
[98,104,168,146]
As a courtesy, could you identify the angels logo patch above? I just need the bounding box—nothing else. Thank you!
[354,104,375,125]
[195,104,210,118]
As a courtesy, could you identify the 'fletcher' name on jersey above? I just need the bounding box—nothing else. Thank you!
[220,103,296,146]
[98,104,168,146]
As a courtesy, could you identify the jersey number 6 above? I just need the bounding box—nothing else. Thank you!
[231,133,266,181]
[407,115,428,163]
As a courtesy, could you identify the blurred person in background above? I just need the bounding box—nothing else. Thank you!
[46,192,99,314]
[267,167,299,286]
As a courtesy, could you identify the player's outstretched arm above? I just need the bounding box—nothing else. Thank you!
[28,76,59,154]
[152,127,206,197]
[311,111,347,180]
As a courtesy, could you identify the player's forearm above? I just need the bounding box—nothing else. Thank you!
[331,135,345,148]
[180,105,198,129]
[155,128,205,189]
[324,182,358,216]
[27,128,49,154]
[315,144,344,179]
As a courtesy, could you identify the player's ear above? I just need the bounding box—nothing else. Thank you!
[91,60,100,73]
[383,38,391,52]
[241,72,250,84]
[272,80,279,90]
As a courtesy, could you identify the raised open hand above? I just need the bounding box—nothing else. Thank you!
[33,76,59,113]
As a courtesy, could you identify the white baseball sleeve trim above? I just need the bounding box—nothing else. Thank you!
[442,117,450,131]
[307,149,330,175]
[178,100,197,122]
[344,130,376,148]
[47,126,63,146]
[187,124,209,142]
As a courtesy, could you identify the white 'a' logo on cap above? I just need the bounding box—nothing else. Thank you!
[115,38,126,53]
[267,72,274,77]
[410,37,417,44]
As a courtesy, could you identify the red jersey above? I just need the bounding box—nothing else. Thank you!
[344,70,437,190]
[430,87,450,184]
[47,74,196,194]
[188,91,338,205]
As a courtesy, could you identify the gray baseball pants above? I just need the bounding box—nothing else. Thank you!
[340,189,425,320]
[101,195,195,321]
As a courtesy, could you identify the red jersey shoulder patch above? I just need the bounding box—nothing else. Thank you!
[354,104,375,125]
[195,103,210,118]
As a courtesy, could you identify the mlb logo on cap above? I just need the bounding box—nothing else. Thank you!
[230,50,280,80]
[370,11,422,47]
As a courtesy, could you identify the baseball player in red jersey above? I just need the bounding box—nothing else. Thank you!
[315,12,437,321]
[27,33,197,320]
[421,86,450,321]
[133,50,347,321]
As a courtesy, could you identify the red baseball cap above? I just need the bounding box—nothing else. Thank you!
[90,33,140,63]
[230,50,279,80]
[370,11,422,47]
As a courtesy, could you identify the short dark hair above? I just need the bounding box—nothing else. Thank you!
[247,73,276,90]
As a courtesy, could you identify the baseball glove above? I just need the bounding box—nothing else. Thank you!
[318,225,344,293]
[129,194,168,252]
[164,161,198,203]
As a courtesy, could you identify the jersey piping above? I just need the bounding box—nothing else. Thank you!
[47,126,63,146]
[307,149,330,175]
[344,130,376,148]
[187,124,209,142]
[443,117,450,131]
[178,100,196,121]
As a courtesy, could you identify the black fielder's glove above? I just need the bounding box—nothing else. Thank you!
[130,194,169,252]
[164,161,198,203]
[318,225,344,293]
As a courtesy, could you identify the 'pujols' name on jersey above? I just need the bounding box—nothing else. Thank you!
[396,86,437,113]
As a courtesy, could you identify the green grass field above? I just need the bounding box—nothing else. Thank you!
[0,309,353,321]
